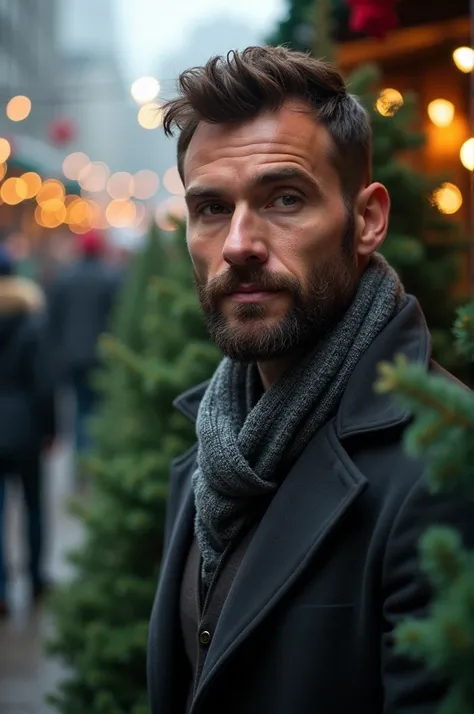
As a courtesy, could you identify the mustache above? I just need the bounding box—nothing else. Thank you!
[199,266,300,300]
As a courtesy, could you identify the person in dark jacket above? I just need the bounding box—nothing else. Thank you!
[0,246,55,615]
[48,229,121,454]
[147,47,473,714]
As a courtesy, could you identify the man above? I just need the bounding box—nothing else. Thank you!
[148,46,472,714]
[48,229,121,456]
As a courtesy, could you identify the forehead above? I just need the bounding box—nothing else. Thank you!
[183,99,338,190]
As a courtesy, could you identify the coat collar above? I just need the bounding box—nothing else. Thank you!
[173,295,431,439]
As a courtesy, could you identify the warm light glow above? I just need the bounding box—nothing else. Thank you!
[137,103,163,130]
[78,161,110,192]
[66,198,89,225]
[105,200,137,228]
[427,99,455,128]
[63,152,90,180]
[432,183,463,214]
[22,172,42,198]
[460,138,474,171]
[41,198,64,212]
[163,166,184,196]
[0,138,11,163]
[69,223,91,234]
[134,201,148,229]
[107,172,134,200]
[6,95,32,122]
[133,169,159,199]
[155,196,187,231]
[36,179,65,206]
[0,163,6,181]
[131,76,160,104]
[37,201,67,228]
[375,88,404,117]
[453,47,474,73]
[1,177,28,205]
[85,199,102,228]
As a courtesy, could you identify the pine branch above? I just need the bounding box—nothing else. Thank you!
[376,355,474,432]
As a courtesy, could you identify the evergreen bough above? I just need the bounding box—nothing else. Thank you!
[375,304,474,714]
[47,223,220,714]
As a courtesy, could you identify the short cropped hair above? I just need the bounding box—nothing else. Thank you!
[162,45,372,202]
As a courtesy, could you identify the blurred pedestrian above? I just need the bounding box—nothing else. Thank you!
[48,230,121,457]
[0,246,55,615]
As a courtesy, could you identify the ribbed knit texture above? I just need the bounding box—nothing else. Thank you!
[193,254,407,587]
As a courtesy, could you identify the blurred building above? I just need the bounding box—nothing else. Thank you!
[335,0,472,292]
[0,0,60,140]
[57,0,132,171]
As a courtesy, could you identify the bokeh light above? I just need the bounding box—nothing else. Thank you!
[375,88,404,117]
[137,103,163,130]
[106,199,137,228]
[131,76,160,104]
[1,177,28,205]
[36,179,65,206]
[432,182,463,214]
[62,152,90,180]
[155,196,187,231]
[460,138,474,171]
[78,161,110,192]
[0,138,11,163]
[452,47,474,73]
[133,170,159,199]
[22,172,42,198]
[427,99,455,128]
[0,163,7,181]
[6,95,32,122]
[163,166,184,196]
[107,172,134,200]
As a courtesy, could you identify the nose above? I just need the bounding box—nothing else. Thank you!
[222,206,268,267]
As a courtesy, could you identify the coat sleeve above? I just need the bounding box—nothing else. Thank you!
[381,475,474,713]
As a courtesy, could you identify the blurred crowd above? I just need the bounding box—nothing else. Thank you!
[0,230,124,617]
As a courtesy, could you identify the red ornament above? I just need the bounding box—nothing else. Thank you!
[346,0,398,38]
[49,118,76,146]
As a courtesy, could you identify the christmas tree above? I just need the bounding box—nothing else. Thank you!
[375,303,474,714]
[268,0,468,377]
[47,222,220,714]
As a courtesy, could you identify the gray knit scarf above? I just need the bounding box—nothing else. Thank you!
[193,254,406,588]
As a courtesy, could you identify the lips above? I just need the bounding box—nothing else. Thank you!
[225,285,280,303]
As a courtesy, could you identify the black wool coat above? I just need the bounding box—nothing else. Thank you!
[148,296,474,714]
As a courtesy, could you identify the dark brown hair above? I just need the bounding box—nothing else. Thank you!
[162,45,372,202]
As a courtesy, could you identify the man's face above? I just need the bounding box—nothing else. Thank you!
[184,99,361,362]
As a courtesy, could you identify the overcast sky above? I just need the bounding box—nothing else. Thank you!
[117,0,285,80]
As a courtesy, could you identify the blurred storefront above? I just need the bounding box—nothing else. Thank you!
[336,0,472,294]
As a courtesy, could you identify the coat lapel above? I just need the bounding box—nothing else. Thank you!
[193,422,367,707]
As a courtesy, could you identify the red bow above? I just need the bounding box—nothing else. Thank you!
[346,0,399,38]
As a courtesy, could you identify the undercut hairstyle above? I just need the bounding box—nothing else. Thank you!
[161,45,372,203]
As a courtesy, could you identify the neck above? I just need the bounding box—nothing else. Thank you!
[258,355,300,390]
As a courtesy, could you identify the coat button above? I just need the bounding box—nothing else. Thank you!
[199,630,212,646]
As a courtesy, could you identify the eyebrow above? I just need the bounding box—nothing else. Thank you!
[185,166,321,205]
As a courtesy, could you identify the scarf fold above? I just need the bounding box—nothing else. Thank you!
[193,254,407,587]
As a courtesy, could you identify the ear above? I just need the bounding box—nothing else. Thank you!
[354,182,390,258]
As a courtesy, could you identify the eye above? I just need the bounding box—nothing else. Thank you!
[198,203,230,216]
[271,194,303,209]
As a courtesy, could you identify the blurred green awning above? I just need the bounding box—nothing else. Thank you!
[7,133,81,195]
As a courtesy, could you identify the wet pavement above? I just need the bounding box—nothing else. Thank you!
[0,442,83,714]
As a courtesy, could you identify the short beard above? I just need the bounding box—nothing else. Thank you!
[195,224,359,363]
